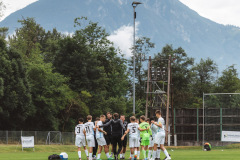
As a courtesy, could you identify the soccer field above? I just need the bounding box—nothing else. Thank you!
[0,145,240,160]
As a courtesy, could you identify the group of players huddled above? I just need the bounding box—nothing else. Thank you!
[75,110,171,160]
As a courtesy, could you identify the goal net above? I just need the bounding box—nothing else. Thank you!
[203,93,240,147]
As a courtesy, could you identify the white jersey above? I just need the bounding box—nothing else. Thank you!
[157,117,165,133]
[75,124,85,137]
[127,123,139,138]
[84,122,95,136]
[96,121,104,138]
[151,123,158,137]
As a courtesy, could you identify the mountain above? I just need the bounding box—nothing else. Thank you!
[1,0,240,71]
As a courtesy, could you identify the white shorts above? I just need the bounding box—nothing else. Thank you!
[96,137,106,146]
[86,135,95,147]
[149,136,160,147]
[129,136,139,148]
[75,136,86,147]
[136,138,140,147]
[154,132,165,145]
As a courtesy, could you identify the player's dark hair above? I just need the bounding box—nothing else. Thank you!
[140,115,145,121]
[150,117,155,121]
[130,116,136,122]
[146,118,150,122]
[113,113,119,118]
[106,112,112,115]
[87,115,92,120]
[155,110,161,115]
[78,118,84,122]
[120,114,125,117]
[96,117,100,121]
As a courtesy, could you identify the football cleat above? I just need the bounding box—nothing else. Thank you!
[134,155,137,160]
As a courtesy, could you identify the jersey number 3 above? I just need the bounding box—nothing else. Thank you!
[77,127,81,134]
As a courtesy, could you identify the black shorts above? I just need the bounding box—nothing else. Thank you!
[122,136,127,148]
[104,134,112,145]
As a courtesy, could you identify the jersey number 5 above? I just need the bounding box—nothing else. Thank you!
[132,126,136,133]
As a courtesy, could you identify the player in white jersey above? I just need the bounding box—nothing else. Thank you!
[135,119,141,160]
[148,117,160,159]
[75,118,88,160]
[151,110,171,160]
[96,115,114,160]
[84,115,95,160]
[121,116,139,160]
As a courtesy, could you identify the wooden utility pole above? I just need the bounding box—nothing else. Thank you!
[171,61,175,144]
[145,56,151,118]
[166,55,171,143]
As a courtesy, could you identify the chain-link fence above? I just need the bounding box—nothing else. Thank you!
[203,93,240,147]
[0,131,75,145]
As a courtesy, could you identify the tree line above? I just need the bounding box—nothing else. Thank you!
[0,17,239,131]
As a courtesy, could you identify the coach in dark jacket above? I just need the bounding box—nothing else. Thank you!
[99,113,125,160]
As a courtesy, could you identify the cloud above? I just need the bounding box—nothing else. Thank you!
[108,22,139,58]
[1,0,39,21]
[179,0,240,27]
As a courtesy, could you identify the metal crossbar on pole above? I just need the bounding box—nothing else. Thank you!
[204,93,240,95]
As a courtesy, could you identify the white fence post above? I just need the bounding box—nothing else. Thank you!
[174,134,177,146]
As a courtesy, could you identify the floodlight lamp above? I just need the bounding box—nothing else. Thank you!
[132,1,143,7]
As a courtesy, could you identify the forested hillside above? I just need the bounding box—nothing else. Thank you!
[0,18,240,131]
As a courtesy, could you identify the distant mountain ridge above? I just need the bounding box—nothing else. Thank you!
[1,0,240,71]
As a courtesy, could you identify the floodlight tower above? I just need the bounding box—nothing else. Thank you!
[132,1,142,115]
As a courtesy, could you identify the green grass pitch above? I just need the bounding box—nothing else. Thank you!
[0,145,240,160]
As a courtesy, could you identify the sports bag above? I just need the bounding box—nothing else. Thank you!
[48,154,60,159]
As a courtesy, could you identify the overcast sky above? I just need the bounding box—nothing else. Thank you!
[1,0,240,57]
[179,0,240,27]
[1,0,240,27]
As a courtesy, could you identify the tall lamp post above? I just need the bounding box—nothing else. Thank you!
[132,1,142,115]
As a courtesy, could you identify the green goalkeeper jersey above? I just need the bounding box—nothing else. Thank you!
[139,122,152,140]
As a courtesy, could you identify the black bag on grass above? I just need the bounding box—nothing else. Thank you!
[48,154,60,159]
[204,143,212,151]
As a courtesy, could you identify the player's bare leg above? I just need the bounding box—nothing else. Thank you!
[83,146,89,159]
[97,146,102,160]
[148,146,153,159]
[104,145,113,160]
[136,147,140,159]
[129,147,135,160]
[141,145,148,160]
[156,147,161,160]
[160,145,171,160]
[88,147,93,160]
[78,147,82,160]
[120,147,126,159]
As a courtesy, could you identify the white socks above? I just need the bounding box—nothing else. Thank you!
[120,154,123,158]
[97,153,101,159]
[85,150,88,157]
[157,149,161,158]
[152,150,157,159]
[137,151,140,157]
[89,153,92,160]
[148,150,152,159]
[106,152,110,158]
[163,149,170,158]
[134,150,137,156]
[78,151,81,158]
[122,153,125,158]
